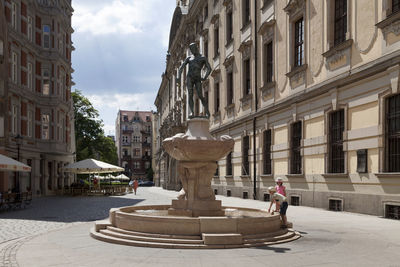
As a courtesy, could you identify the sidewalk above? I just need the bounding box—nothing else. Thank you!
[6,187,400,266]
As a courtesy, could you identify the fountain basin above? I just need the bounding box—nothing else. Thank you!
[91,205,300,248]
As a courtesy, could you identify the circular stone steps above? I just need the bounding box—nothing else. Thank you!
[90,227,300,249]
[90,205,301,248]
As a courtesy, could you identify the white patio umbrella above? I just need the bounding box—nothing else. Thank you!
[95,174,116,180]
[114,174,130,180]
[0,154,31,172]
[62,159,124,174]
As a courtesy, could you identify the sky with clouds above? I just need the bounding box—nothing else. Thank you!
[71,0,176,136]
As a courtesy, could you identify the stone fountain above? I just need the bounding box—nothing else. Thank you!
[90,118,300,248]
[163,118,233,217]
[90,43,299,248]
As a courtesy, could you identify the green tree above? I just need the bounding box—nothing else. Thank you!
[72,90,118,165]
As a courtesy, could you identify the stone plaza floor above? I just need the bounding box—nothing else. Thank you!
[0,187,399,267]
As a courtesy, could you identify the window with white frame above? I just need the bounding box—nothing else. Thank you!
[11,2,17,30]
[58,36,63,54]
[60,69,66,100]
[122,135,128,143]
[43,25,51,49]
[133,162,140,169]
[294,17,304,67]
[28,16,33,42]
[12,104,18,134]
[28,62,33,91]
[61,117,65,142]
[41,114,50,140]
[27,110,33,137]
[145,161,150,169]
[133,136,140,142]
[12,52,18,84]
[42,69,50,95]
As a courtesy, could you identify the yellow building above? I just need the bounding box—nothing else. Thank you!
[155,0,400,218]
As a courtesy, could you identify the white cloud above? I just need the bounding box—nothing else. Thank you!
[72,0,172,41]
[86,92,157,136]
[88,92,156,111]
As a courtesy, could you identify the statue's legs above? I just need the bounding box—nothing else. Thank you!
[187,77,195,117]
[195,81,210,117]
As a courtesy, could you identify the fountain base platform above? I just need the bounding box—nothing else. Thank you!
[90,205,300,249]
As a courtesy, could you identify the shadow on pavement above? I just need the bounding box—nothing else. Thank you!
[253,246,291,253]
[0,195,144,223]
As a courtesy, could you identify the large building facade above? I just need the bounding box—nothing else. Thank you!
[0,0,75,196]
[155,0,400,217]
[115,110,153,180]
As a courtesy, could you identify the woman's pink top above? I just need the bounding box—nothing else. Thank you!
[275,185,286,196]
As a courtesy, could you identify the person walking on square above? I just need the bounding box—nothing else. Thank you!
[268,186,289,228]
[275,177,286,196]
[133,179,138,195]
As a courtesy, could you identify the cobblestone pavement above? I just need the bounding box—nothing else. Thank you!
[0,193,145,266]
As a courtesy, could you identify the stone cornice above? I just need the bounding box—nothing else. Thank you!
[376,11,400,30]
[258,19,276,34]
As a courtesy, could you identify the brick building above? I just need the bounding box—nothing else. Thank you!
[0,0,75,196]
[115,110,152,180]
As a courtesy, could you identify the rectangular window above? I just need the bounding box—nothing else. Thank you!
[204,4,208,20]
[27,110,33,137]
[12,52,18,84]
[134,149,140,156]
[28,63,33,91]
[263,129,272,175]
[385,204,400,220]
[42,69,50,96]
[226,152,232,176]
[12,105,18,134]
[242,136,250,175]
[393,0,400,14]
[386,94,400,172]
[290,121,302,174]
[214,161,219,176]
[291,196,300,206]
[329,199,342,211]
[244,59,251,95]
[226,11,233,44]
[243,0,250,26]
[43,25,50,49]
[294,17,304,67]
[227,72,233,105]
[334,0,347,46]
[329,109,345,173]
[28,16,33,42]
[134,162,140,169]
[11,2,17,30]
[41,114,50,140]
[214,26,219,57]
[264,41,273,83]
[214,82,220,113]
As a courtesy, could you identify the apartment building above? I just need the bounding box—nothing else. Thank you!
[0,0,75,196]
[115,110,153,180]
[154,0,400,217]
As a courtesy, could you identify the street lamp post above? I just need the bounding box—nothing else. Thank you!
[15,134,23,192]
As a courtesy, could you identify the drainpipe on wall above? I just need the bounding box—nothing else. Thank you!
[253,0,258,200]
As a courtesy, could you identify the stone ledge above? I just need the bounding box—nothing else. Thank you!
[202,233,242,245]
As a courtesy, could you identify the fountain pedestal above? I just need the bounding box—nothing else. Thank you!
[162,118,234,217]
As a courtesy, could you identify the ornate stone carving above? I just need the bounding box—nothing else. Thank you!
[322,39,353,71]
[238,40,252,59]
[259,19,275,42]
[284,0,305,19]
